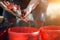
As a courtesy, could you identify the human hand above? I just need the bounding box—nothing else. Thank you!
[3,1,13,10]
[3,1,19,10]
[20,8,30,22]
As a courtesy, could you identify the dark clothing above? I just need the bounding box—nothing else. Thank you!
[18,0,30,10]
[10,0,30,10]
[0,6,3,16]
[8,0,30,10]
[3,10,16,18]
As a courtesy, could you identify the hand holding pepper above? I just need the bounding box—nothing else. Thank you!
[20,9,30,22]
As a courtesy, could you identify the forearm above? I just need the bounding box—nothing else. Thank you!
[26,0,39,12]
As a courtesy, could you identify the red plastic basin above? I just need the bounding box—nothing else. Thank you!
[40,26,60,40]
[8,26,39,40]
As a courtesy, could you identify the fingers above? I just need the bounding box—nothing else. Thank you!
[22,8,30,18]
[0,1,7,7]
[20,9,30,22]
[3,1,10,6]
[6,1,10,5]
[3,1,13,10]
[20,17,29,23]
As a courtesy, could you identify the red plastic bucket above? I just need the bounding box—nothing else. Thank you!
[40,26,60,40]
[8,26,39,40]
[0,30,6,40]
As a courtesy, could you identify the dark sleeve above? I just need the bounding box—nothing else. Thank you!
[0,6,3,16]
[4,11,16,18]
